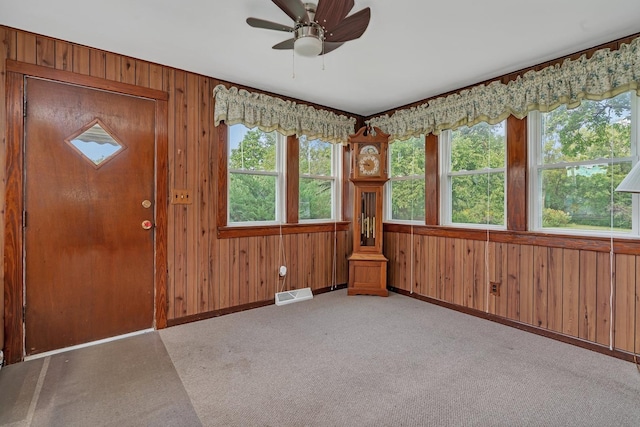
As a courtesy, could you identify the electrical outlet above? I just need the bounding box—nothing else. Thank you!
[171,189,192,205]
[490,282,501,296]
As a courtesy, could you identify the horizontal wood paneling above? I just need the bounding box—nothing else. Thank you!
[384,231,638,356]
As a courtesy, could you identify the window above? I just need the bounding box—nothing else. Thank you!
[228,124,285,224]
[441,121,506,227]
[529,92,638,234]
[387,136,425,222]
[298,136,340,221]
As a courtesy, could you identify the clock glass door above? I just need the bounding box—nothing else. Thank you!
[360,191,376,247]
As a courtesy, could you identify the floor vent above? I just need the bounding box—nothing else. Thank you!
[275,287,313,306]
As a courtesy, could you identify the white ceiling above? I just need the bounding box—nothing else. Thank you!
[2,0,640,117]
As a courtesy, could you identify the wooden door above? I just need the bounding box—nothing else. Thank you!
[24,77,156,356]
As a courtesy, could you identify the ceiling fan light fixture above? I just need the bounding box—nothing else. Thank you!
[294,24,324,57]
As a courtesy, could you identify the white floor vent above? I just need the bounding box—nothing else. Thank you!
[275,287,313,306]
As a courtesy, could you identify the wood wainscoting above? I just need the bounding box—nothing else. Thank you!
[0,25,355,363]
[384,226,640,358]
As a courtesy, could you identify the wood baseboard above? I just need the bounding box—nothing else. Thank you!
[166,284,347,327]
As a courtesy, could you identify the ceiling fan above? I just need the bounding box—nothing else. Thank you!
[247,0,371,57]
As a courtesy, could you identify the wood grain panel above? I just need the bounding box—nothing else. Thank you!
[3,72,25,364]
[135,60,150,88]
[578,251,597,342]
[72,45,89,75]
[0,26,9,353]
[426,236,438,299]
[506,115,527,231]
[519,245,534,325]
[171,70,188,318]
[185,73,199,315]
[547,247,563,333]
[443,238,455,302]
[424,134,439,225]
[533,245,548,328]
[54,40,72,71]
[88,49,106,78]
[238,238,250,304]
[149,63,164,91]
[506,243,520,321]
[121,57,136,84]
[595,251,612,347]
[562,249,580,337]
[105,52,121,82]
[287,135,299,223]
[35,36,55,68]
[413,233,423,295]
[614,254,635,352]
[473,239,486,311]
[198,76,212,313]
[218,238,230,310]
[16,31,36,63]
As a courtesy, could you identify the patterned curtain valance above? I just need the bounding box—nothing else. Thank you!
[213,85,356,144]
[368,36,640,140]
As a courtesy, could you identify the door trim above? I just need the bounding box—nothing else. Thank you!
[3,61,168,364]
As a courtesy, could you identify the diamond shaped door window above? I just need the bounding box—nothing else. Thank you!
[64,119,126,168]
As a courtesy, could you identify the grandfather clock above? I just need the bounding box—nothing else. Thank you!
[348,126,389,297]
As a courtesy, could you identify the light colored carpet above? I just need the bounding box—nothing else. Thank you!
[0,332,201,427]
[2,290,639,426]
[160,289,640,426]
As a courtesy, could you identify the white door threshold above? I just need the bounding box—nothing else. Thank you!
[24,328,155,361]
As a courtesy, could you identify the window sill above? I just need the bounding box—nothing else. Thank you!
[218,221,350,239]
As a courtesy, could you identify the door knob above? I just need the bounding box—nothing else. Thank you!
[141,220,153,230]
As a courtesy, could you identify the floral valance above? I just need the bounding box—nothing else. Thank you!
[368,36,640,140]
[213,85,356,144]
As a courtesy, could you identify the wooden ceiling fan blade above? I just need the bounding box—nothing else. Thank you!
[321,42,345,55]
[272,0,310,23]
[246,17,293,32]
[272,38,295,50]
[324,7,370,43]
[314,0,354,31]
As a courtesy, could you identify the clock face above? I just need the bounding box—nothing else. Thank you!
[358,153,380,176]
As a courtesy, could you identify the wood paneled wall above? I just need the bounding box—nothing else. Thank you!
[0,25,354,356]
[384,231,640,355]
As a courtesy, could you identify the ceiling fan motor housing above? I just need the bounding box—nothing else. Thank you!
[294,22,324,56]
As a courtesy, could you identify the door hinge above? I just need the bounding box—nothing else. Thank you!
[22,305,26,320]
[22,211,27,228]
[23,99,27,118]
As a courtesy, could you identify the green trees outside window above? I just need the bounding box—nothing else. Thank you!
[535,92,634,232]
[389,136,425,221]
[446,121,506,226]
[299,136,335,220]
[228,126,279,223]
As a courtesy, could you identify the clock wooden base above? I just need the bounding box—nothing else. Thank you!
[347,253,388,297]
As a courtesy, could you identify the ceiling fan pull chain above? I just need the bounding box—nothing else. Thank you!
[292,48,296,79]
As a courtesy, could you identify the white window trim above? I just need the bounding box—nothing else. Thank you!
[440,129,507,229]
[228,131,286,226]
[298,143,342,223]
[528,94,640,237]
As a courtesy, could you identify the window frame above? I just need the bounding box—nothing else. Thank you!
[298,136,342,223]
[528,93,640,237]
[439,122,507,229]
[227,125,286,226]
[385,136,426,224]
